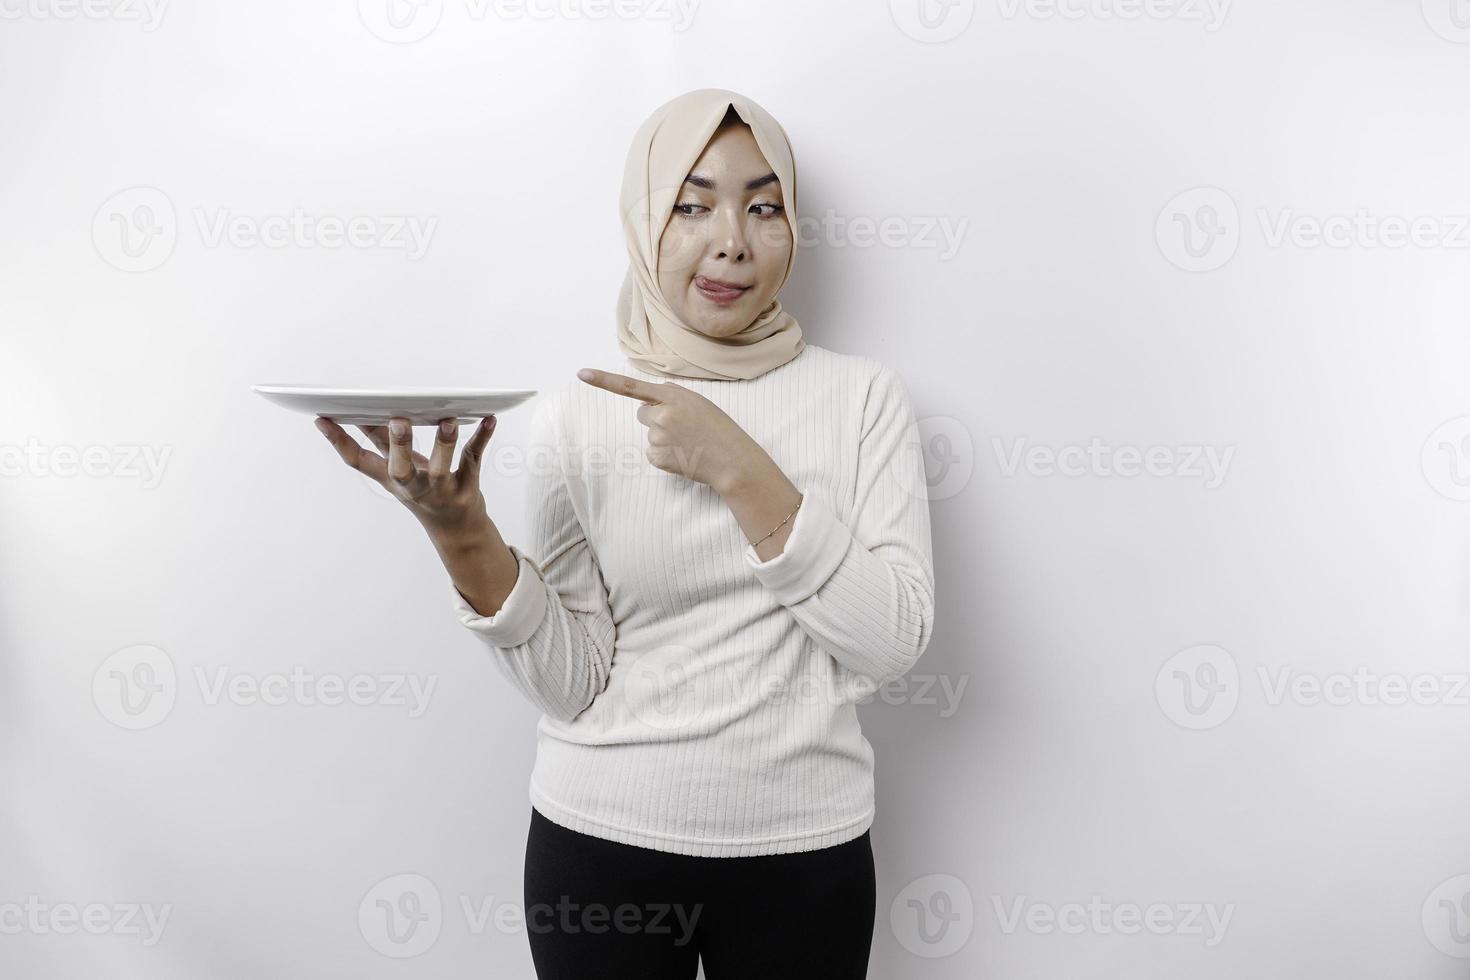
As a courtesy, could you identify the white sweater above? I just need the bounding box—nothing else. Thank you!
[449,343,936,857]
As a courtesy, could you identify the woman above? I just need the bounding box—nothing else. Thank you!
[316,88,936,979]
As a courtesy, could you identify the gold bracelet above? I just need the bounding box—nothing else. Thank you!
[752,494,802,547]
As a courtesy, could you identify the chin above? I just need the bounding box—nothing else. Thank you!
[684,316,736,338]
[675,290,748,336]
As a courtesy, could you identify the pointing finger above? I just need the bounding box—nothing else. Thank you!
[576,368,664,404]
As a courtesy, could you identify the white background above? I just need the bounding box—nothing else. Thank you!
[3,0,1470,976]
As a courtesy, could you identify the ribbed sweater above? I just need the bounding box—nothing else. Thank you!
[449,343,936,857]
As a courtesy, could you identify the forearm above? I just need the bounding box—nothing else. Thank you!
[717,445,803,560]
[723,445,935,686]
[442,516,616,722]
[424,512,520,618]
[766,526,935,685]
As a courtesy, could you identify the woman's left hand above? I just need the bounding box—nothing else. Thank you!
[577,368,759,494]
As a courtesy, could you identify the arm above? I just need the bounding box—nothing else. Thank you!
[447,396,616,722]
[723,365,936,688]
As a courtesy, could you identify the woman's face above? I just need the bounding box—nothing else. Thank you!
[656,122,793,338]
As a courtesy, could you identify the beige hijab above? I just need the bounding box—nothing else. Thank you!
[616,88,805,382]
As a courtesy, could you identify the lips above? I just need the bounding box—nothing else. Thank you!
[695,275,751,294]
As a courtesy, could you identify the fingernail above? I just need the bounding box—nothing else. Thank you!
[577,369,594,381]
[389,418,406,437]
[439,420,455,438]
[314,418,329,434]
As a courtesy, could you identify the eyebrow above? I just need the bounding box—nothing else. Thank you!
[684,172,780,192]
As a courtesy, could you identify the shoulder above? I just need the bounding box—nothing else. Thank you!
[789,343,904,404]
[798,344,911,421]
[798,342,899,383]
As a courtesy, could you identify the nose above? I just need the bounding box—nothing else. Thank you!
[713,204,748,261]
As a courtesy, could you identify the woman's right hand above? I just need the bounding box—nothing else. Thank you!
[315,414,521,618]
[315,415,498,535]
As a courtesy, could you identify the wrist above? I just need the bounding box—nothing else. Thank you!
[715,443,775,499]
[424,508,499,555]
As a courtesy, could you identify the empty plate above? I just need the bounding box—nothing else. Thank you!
[252,385,538,425]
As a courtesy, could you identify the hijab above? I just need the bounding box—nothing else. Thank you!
[616,88,805,382]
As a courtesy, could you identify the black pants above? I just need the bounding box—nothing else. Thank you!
[523,807,876,979]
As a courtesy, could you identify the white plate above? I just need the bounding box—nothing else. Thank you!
[252,384,538,425]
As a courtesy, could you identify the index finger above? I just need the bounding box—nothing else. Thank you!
[576,368,663,403]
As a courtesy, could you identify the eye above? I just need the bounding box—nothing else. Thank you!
[673,203,707,217]
[752,203,785,218]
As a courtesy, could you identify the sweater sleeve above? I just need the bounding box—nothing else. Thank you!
[448,396,616,722]
[742,364,936,688]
